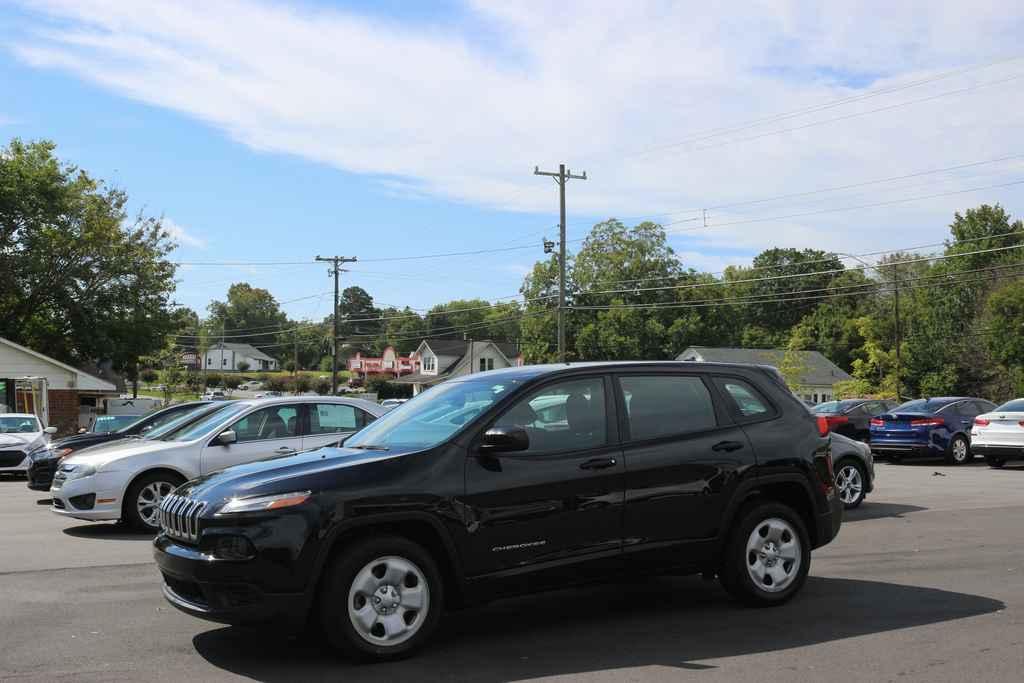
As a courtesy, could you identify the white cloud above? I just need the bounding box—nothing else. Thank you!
[10,0,1024,260]
[161,217,207,249]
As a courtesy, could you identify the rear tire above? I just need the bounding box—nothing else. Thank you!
[719,501,811,607]
[834,459,867,509]
[319,535,444,662]
[985,455,1006,469]
[123,470,184,532]
[945,435,971,465]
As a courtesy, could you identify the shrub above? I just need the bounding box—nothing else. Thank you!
[223,375,242,391]
[205,372,223,388]
[315,378,331,395]
[236,360,251,373]
[284,360,297,374]
[366,374,412,399]
[318,356,333,372]
[294,375,312,395]
[140,368,159,384]
[265,376,288,392]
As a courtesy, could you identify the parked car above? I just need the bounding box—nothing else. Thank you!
[869,397,996,464]
[26,401,216,491]
[153,361,842,661]
[87,414,143,434]
[0,414,56,475]
[254,390,282,399]
[971,398,1024,468]
[830,432,874,508]
[813,399,897,441]
[202,389,228,401]
[51,397,386,532]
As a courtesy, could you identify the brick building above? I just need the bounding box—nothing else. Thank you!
[0,337,119,435]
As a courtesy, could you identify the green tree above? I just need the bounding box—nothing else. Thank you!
[0,138,178,382]
[208,283,289,350]
[985,280,1024,368]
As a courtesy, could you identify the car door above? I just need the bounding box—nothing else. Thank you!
[302,402,376,449]
[462,374,625,579]
[616,372,752,568]
[200,403,303,474]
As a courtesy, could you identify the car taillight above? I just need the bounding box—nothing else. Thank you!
[870,418,884,427]
[816,416,830,437]
[910,418,945,427]
[974,418,990,427]
[825,415,849,425]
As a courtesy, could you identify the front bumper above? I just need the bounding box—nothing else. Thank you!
[49,472,123,521]
[27,457,60,490]
[972,443,1024,461]
[153,534,307,630]
[0,451,30,472]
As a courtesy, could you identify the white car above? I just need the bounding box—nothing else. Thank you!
[379,398,408,410]
[0,414,57,473]
[51,397,386,531]
[972,398,1024,468]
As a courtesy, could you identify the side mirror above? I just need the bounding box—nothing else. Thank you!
[216,430,237,446]
[480,426,529,453]
[44,426,58,435]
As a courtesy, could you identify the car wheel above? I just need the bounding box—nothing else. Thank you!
[946,435,971,465]
[123,471,184,532]
[985,455,1006,469]
[719,501,811,607]
[835,459,867,509]
[320,535,444,662]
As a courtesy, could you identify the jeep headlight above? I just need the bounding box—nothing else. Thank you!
[216,491,311,515]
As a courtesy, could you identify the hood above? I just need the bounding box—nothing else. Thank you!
[179,445,420,504]
[0,432,46,451]
[61,438,185,470]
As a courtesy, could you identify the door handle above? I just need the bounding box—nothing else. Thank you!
[712,440,744,453]
[275,447,296,454]
[580,457,617,470]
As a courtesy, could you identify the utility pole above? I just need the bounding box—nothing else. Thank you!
[893,263,902,401]
[534,163,587,363]
[316,255,358,395]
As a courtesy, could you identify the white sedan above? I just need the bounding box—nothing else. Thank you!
[51,397,386,531]
[0,414,56,474]
[971,398,1024,468]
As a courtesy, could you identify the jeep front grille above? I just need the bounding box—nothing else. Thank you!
[159,494,206,543]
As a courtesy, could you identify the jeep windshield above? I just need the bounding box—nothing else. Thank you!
[344,378,521,451]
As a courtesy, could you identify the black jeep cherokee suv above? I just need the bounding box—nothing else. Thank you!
[154,362,842,661]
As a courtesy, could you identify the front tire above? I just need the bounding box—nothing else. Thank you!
[946,435,971,465]
[123,471,185,532]
[719,501,811,606]
[319,535,444,662]
[835,459,867,509]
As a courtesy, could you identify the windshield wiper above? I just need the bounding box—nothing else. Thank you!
[349,444,389,451]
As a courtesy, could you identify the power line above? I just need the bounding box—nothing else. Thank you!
[633,68,1024,158]
[625,55,1024,158]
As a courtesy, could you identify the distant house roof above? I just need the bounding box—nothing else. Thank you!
[396,339,522,384]
[676,346,852,386]
[208,342,277,363]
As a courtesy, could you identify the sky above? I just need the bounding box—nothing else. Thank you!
[3,0,1024,320]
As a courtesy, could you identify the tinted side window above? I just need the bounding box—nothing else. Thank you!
[230,405,299,443]
[619,375,716,441]
[846,404,868,417]
[973,400,996,414]
[714,377,771,418]
[492,377,606,454]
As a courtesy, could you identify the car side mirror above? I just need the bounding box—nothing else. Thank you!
[44,426,58,435]
[216,430,237,446]
[480,426,529,453]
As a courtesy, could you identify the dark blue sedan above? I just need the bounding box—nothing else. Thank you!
[869,397,996,464]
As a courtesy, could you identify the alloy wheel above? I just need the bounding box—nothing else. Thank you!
[347,555,430,647]
[745,517,802,593]
[136,481,175,528]
[952,438,969,463]
[836,464,863,505]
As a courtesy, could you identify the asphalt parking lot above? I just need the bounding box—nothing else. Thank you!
[2,461,1024,682]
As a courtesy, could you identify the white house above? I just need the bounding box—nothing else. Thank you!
[394,339,523,395]
[204,343,279,372]
[676,346,852,404]
[0,337,118,434]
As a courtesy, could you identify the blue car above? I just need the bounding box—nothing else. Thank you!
[869,397,996,464]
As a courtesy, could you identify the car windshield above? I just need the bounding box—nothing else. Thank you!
[141,404,223,440]
[995,399,1024,412]
[345,378,522,451]
[160,402,249,441]
[0,416,40,433]
[91,415,139,433]
[812,401,845,413]
[893,399,948,413]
